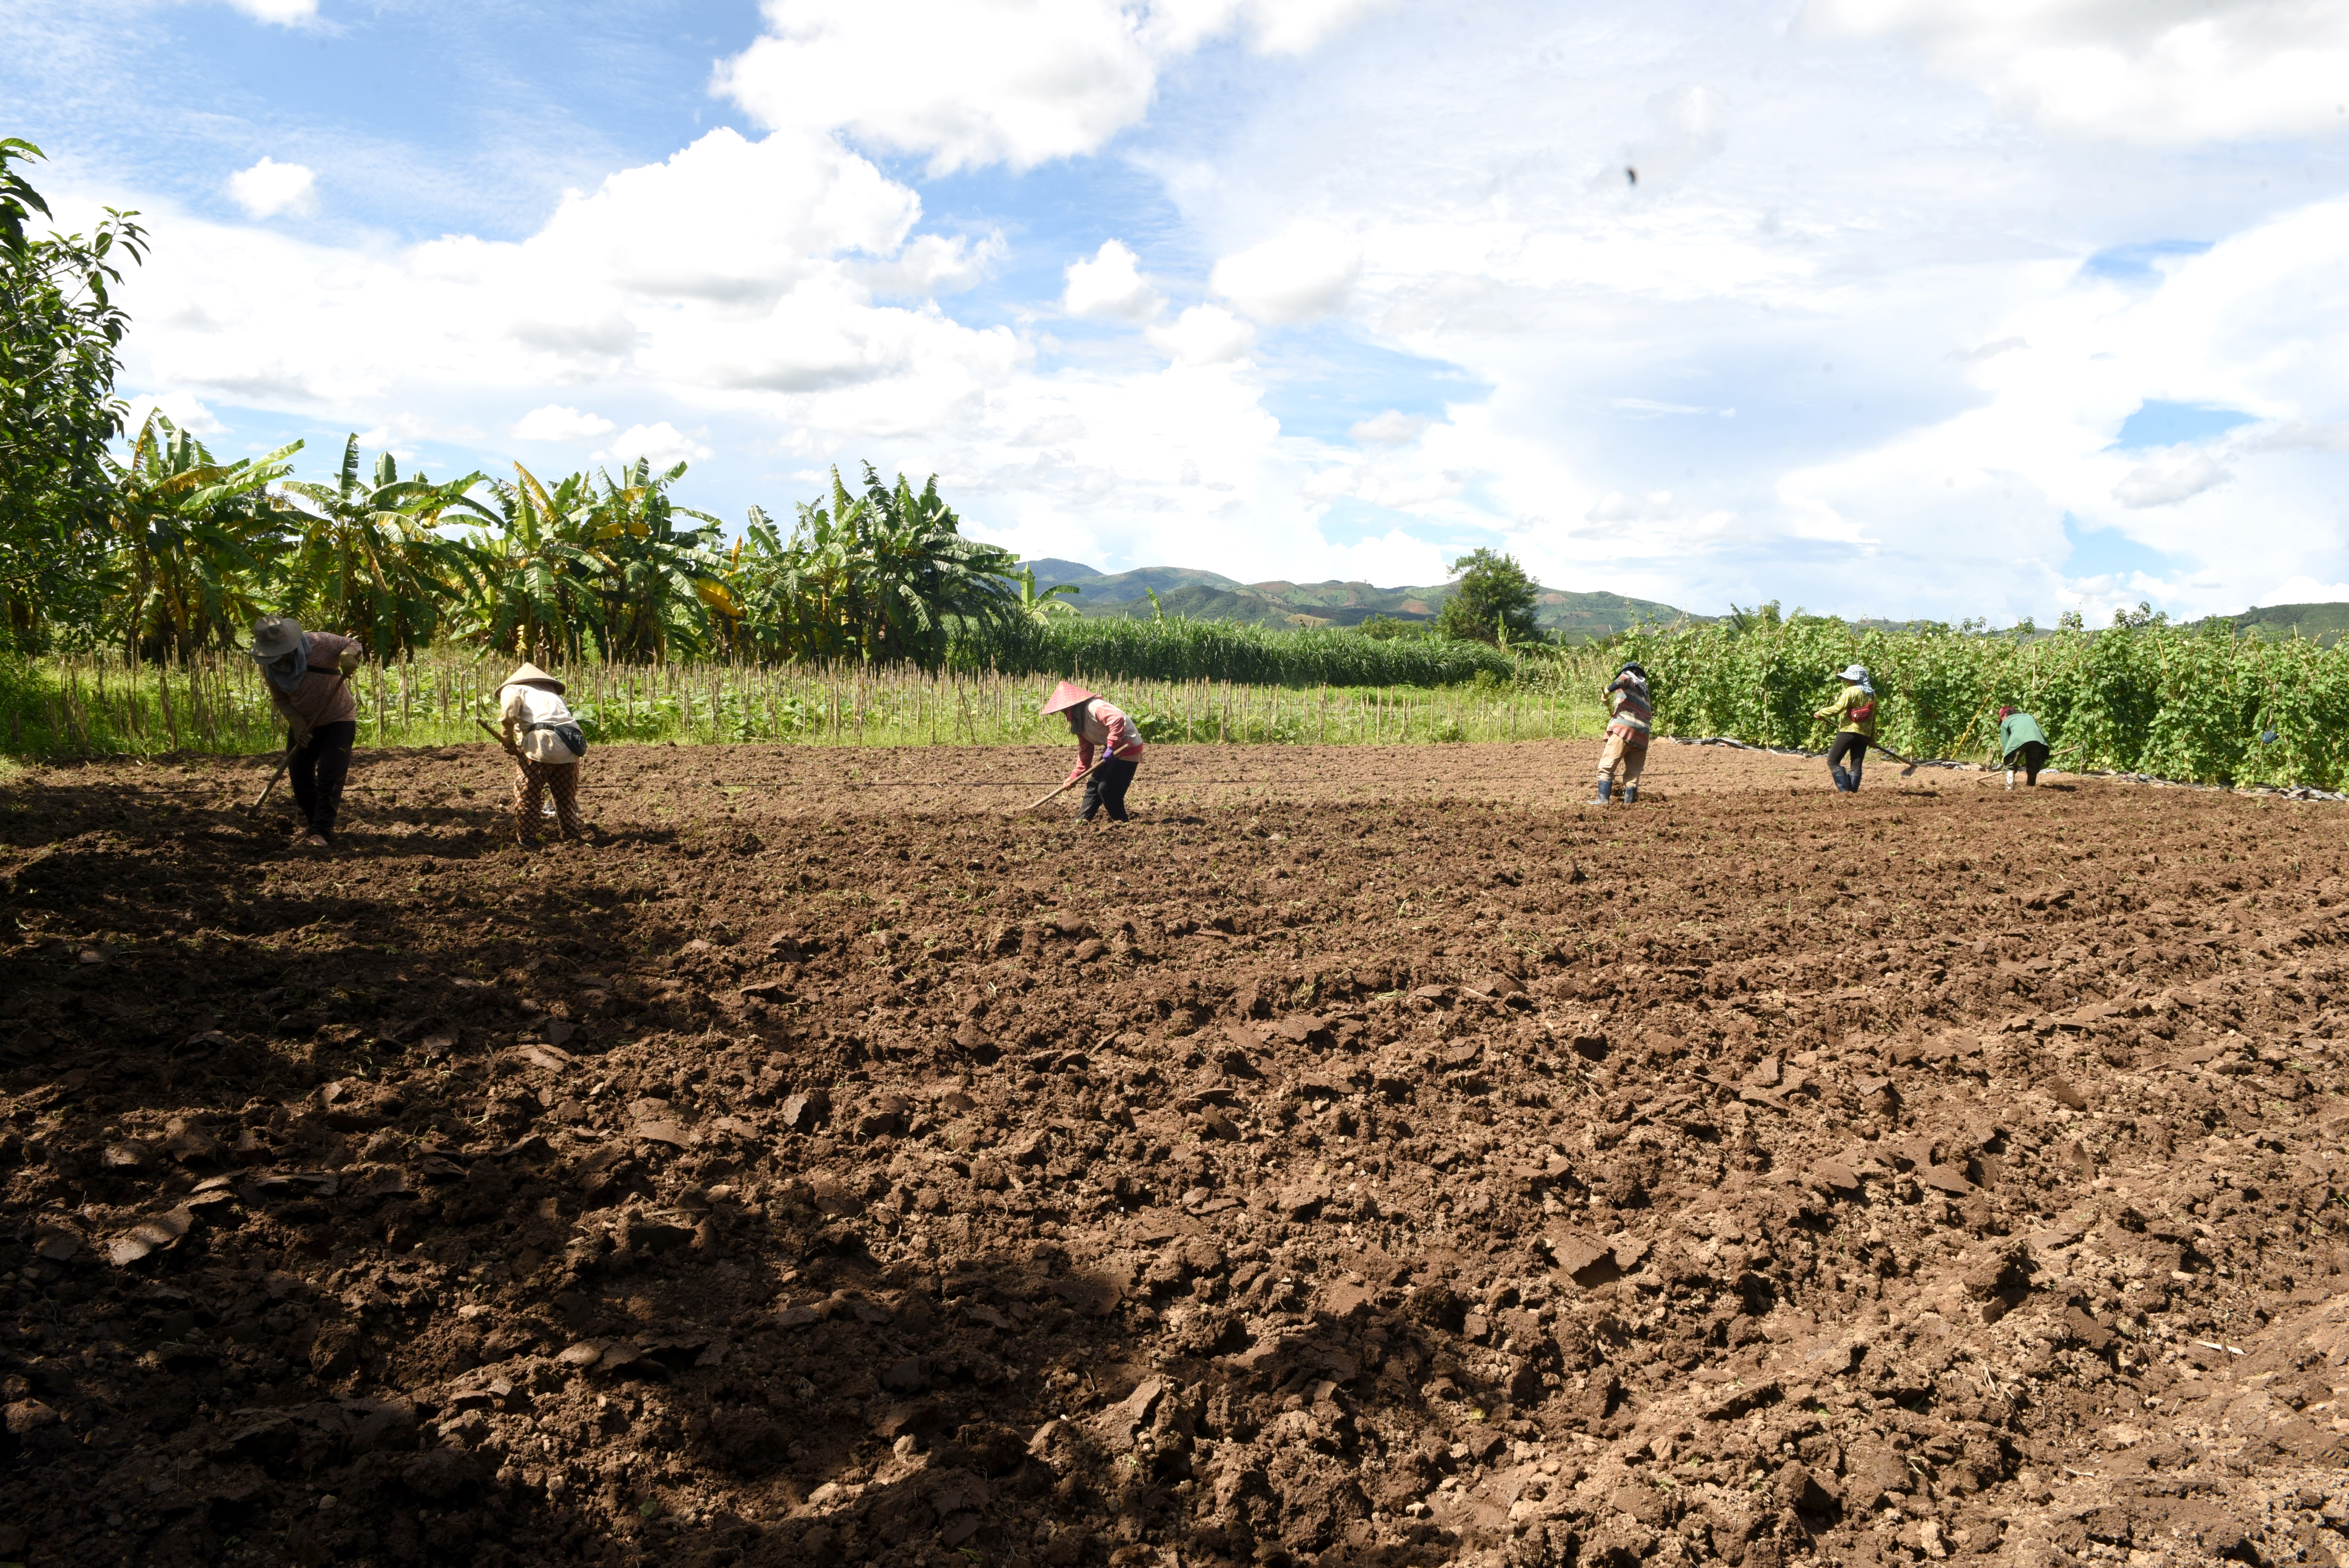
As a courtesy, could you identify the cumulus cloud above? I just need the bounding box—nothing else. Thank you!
[1349,410,1431,445]
[594,423,714,470]
[225,157,316,219]
[512,405,616,443]
[121,391,225,437]
[1805,0,2349,144]
[1062,240,1162,321]
[2114,450,2234,507]
[1146,304,1256,365]
[718,0,1387,177]
[1210,221,1361,324]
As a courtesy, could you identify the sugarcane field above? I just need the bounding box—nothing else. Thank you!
[2,732,2344,1568]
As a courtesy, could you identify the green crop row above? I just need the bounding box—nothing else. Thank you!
[1611,608,2349,789]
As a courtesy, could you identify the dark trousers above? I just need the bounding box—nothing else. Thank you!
[1080,757,1139,821]
[289,720,356,837]
[1828,731,1869,792]
[2006,740,2048,785]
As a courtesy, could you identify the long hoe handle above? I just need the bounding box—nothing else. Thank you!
[1017,761,1105,815]
[475,717,524,759]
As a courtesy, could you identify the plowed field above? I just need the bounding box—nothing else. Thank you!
[2,740,2345,1568]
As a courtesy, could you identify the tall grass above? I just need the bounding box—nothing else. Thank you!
[952,615,1516,687]
[0,650,1613,758]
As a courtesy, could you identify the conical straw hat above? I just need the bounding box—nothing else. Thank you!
[501,662,567,695]
[1040,679,1095,715]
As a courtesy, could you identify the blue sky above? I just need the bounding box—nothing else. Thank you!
[6,0,2349,620]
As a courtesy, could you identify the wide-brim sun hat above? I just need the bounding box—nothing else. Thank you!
[500,661,567,695]
[1837,664,1870,683]
[248,615,304,661]
[1040,679,1095,715]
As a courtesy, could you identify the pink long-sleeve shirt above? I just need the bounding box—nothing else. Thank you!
[1068,696,1144,779]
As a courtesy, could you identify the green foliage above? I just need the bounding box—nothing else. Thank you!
[719,465,1018,668]
[1357,613,1433,640]
[1435,548,1539,647]
[279,436,485,659]
[0,139,146,650]
[1613,604,2349,789]
[103,413,300,660]
[954,614,1515,687]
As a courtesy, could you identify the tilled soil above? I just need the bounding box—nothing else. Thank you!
[1,740,2345,1568]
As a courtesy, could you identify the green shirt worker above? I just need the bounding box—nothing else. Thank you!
[1994,707,2050,789]
[1813,665,1877,793]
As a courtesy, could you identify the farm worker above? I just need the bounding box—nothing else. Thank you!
[1040,679,1144,824]
[1994,706,2050,789]
[498,662,589,844]
[1814,664,1877,793]
[248,615,362,850]
[1595,661,1652,804]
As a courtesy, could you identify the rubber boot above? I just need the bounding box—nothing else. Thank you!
[1594,775,1614,804]
[2005,770,2014,791]
[1830,765,1852,792]
[1623,784,1638,804]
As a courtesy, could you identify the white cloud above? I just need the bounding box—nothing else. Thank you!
[1349,410,1431,445]
[225,157,316,219]
[217,0,318,23]
[717,0,1392,176]
[121,391,225,438]
[2114,450,2234,507]
[1062,239,1162,321]
[511,405,616,443]
[1210,221,1361,324]
[1146,304,1256,366]
[1806,0,2349,144]
[594,423,714,470]
[1623,84,1728,187]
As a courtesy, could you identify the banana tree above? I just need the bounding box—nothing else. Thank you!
[278,435,484,658]
[102,412,300,660]
[852,465,1021,666]
[455,463,608,663]
[1015,565,1082,622]
[579,458,731,664]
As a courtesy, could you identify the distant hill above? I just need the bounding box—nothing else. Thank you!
[1018,559,1702,641]
[2219,602,2349,645]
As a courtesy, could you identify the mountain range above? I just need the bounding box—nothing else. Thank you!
[1019,559,1701,640]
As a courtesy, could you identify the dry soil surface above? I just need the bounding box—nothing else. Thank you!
[0,740,2345,1568]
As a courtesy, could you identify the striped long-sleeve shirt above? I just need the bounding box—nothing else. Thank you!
[1606,674,1652,735]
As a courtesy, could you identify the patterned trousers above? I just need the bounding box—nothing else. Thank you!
[512,758,586,842]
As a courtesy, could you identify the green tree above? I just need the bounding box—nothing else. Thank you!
[576,458,731,664]
[1014,565,1081,622]
[1435,547,1540,646]
[0,139,148,649]
[103,412,301,660]
[728,465,1019,667]
[455,464,609,663]
[279,435,483,657]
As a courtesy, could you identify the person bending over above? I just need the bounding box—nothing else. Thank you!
[1595,661,1651,805]
[1814,664,1877,793]
[249,615,361,849]
[1994,705,2050,789]
[498,661,590,844]
[1041,680,1144,824]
